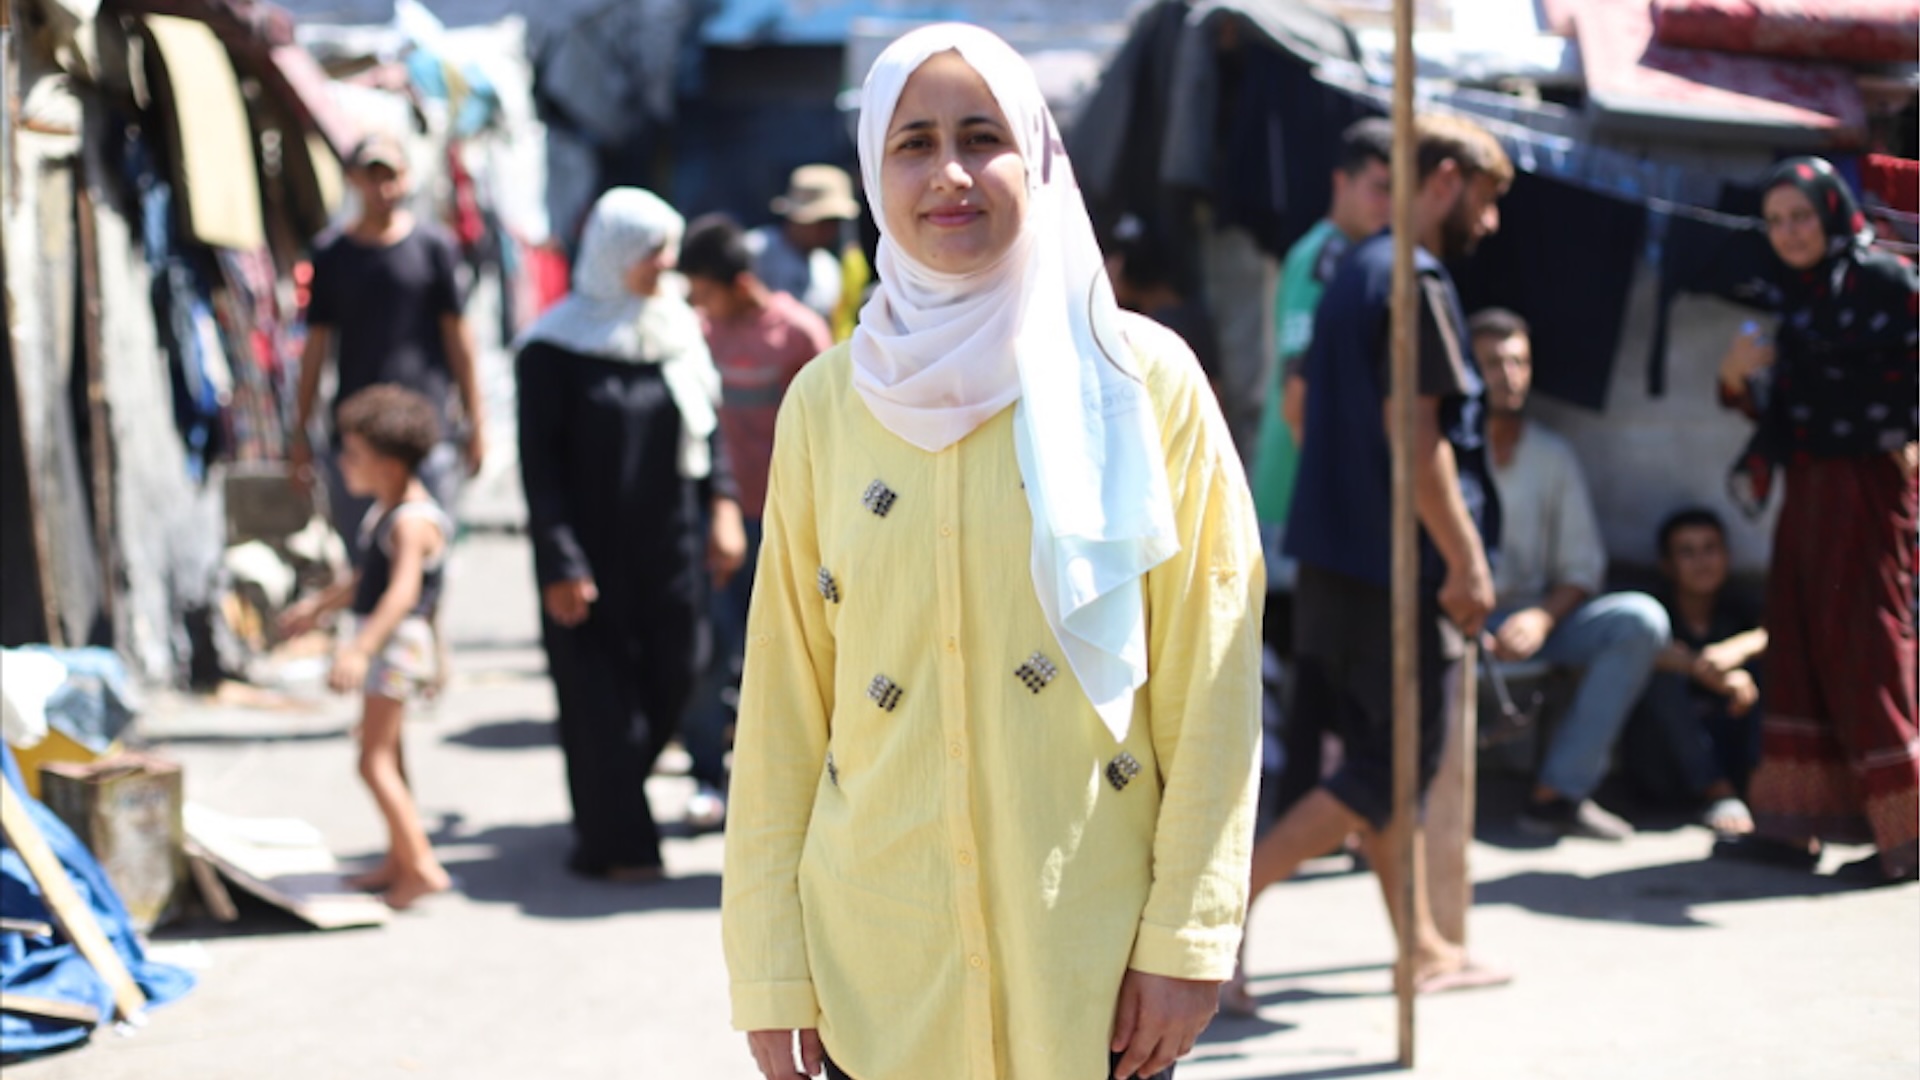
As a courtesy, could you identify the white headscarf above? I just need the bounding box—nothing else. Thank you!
[853,24,1179,742]
[518,188,720,479]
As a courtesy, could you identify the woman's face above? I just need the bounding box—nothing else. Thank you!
[1764,185,1826,271]
[625,245,674,297]
[879,51,1028,275]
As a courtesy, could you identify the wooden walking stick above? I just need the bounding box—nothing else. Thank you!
[1387,0,1420,1066]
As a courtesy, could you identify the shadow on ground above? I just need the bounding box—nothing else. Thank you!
[1474,855,1856,927]
[441,718,554,750]
[147,726,351,747]
[431,821,722,918]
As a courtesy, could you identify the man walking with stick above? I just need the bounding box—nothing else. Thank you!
[1232,113,1513,1008]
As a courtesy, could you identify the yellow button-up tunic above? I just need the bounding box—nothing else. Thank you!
[722,318,1262,1080]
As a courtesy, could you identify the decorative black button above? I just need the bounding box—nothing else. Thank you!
[1105,752,1142,792]
[826,751,840,787]
[1014,652,1058,694]
[817,566,841,603]
[862,480,898,517]
[867,674,903,712]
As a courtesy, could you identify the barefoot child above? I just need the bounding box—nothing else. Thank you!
[280,384,455,910]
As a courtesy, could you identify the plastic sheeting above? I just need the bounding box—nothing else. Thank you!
[0,743,194,1057]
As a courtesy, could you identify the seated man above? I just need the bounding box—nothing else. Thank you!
[1471,308,1670,841]
[1624,508,1765,835]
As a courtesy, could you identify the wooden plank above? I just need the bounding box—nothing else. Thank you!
[0,774,146,1022]
[1388,0,1420,1067]
[72,174,115,631]
[0,992,101,1026]
[1427,647,1476,947]
[183,842,239,923]
[183,805,389,930]
[0,917,54,937]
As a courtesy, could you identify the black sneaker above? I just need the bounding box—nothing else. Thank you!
[1519,797,1634,841]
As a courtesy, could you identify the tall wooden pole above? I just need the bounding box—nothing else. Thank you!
[1388,0,1420,1068]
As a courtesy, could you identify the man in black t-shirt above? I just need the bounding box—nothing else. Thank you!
[1624,509,1766,834]
[293,132,486,556]
[1228,115,1513,1013]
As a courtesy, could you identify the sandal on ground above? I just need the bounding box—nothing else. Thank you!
[1831,852,1920,888]
[1702,796,1754,837]
[1710,834,1818,871]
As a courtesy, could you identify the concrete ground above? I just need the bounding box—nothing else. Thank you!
[12,521,1919,1079]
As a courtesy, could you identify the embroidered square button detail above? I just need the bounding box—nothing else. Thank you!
[817,566,841,603]
[867,674,903,712]
[861,480,898,517]
[1014,652,1059,694]
[1105,752,1142,792]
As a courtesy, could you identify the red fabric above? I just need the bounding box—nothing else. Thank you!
[445,146,485,252]
[1748,455,1919,877]
[1862,154,1920,215]
[1576,0,1867,140]
[525,245,571,315]
[1651,0,1920,65]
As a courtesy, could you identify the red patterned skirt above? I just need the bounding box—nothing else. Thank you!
[1748,454,1919,877]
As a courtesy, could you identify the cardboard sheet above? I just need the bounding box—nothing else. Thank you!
[143,15,264,251]
[182,803,389,930]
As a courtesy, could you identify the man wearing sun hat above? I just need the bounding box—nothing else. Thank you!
[745,164,870,340]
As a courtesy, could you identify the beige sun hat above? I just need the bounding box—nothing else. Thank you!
[770,164,861,224]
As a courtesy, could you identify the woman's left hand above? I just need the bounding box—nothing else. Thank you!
[709,498,749,588]
[1896,442,1919,481]
[1110,969,1219,1079]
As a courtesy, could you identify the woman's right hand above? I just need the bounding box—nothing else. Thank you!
[1718,325,1775,397]
[542,578,599,627]
[747,1029,824,1079]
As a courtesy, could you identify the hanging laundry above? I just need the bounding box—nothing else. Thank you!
[1453,170,1648,410]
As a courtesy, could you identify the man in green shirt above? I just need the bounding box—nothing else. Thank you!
[1251,117,1394,544]
[1248,118,1395,840]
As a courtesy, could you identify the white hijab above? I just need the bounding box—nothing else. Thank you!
[519,188,720,478]
[853,24,1179,742]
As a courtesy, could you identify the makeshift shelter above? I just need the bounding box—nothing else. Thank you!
[1,0,547,686]
[1069,0,1919,571]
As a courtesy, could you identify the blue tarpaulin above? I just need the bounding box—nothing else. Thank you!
[0,744,194,1059]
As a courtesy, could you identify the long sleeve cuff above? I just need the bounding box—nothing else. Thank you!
[729,979,821,1032]
[1128,919,1243,983]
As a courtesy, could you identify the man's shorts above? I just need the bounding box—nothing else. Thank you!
[363,616,438,702]
[1292,564,1462,831]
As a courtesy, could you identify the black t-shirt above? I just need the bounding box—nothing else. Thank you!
[1662,589,1759,655]
[307,225,463,440]
[1285,231,1500,590]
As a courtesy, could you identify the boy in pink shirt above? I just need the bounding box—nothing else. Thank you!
[679,213,834,825]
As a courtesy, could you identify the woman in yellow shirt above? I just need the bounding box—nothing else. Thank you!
[721,24,1263,1080]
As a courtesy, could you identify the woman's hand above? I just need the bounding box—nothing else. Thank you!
[1110,969,1218,1079]
[542,578,598,627]
[709,498,749,589]
[747,1029,824,1080]
[1717,325,1775,397]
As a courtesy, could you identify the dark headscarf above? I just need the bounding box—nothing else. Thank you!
[1729,156,1920,517]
